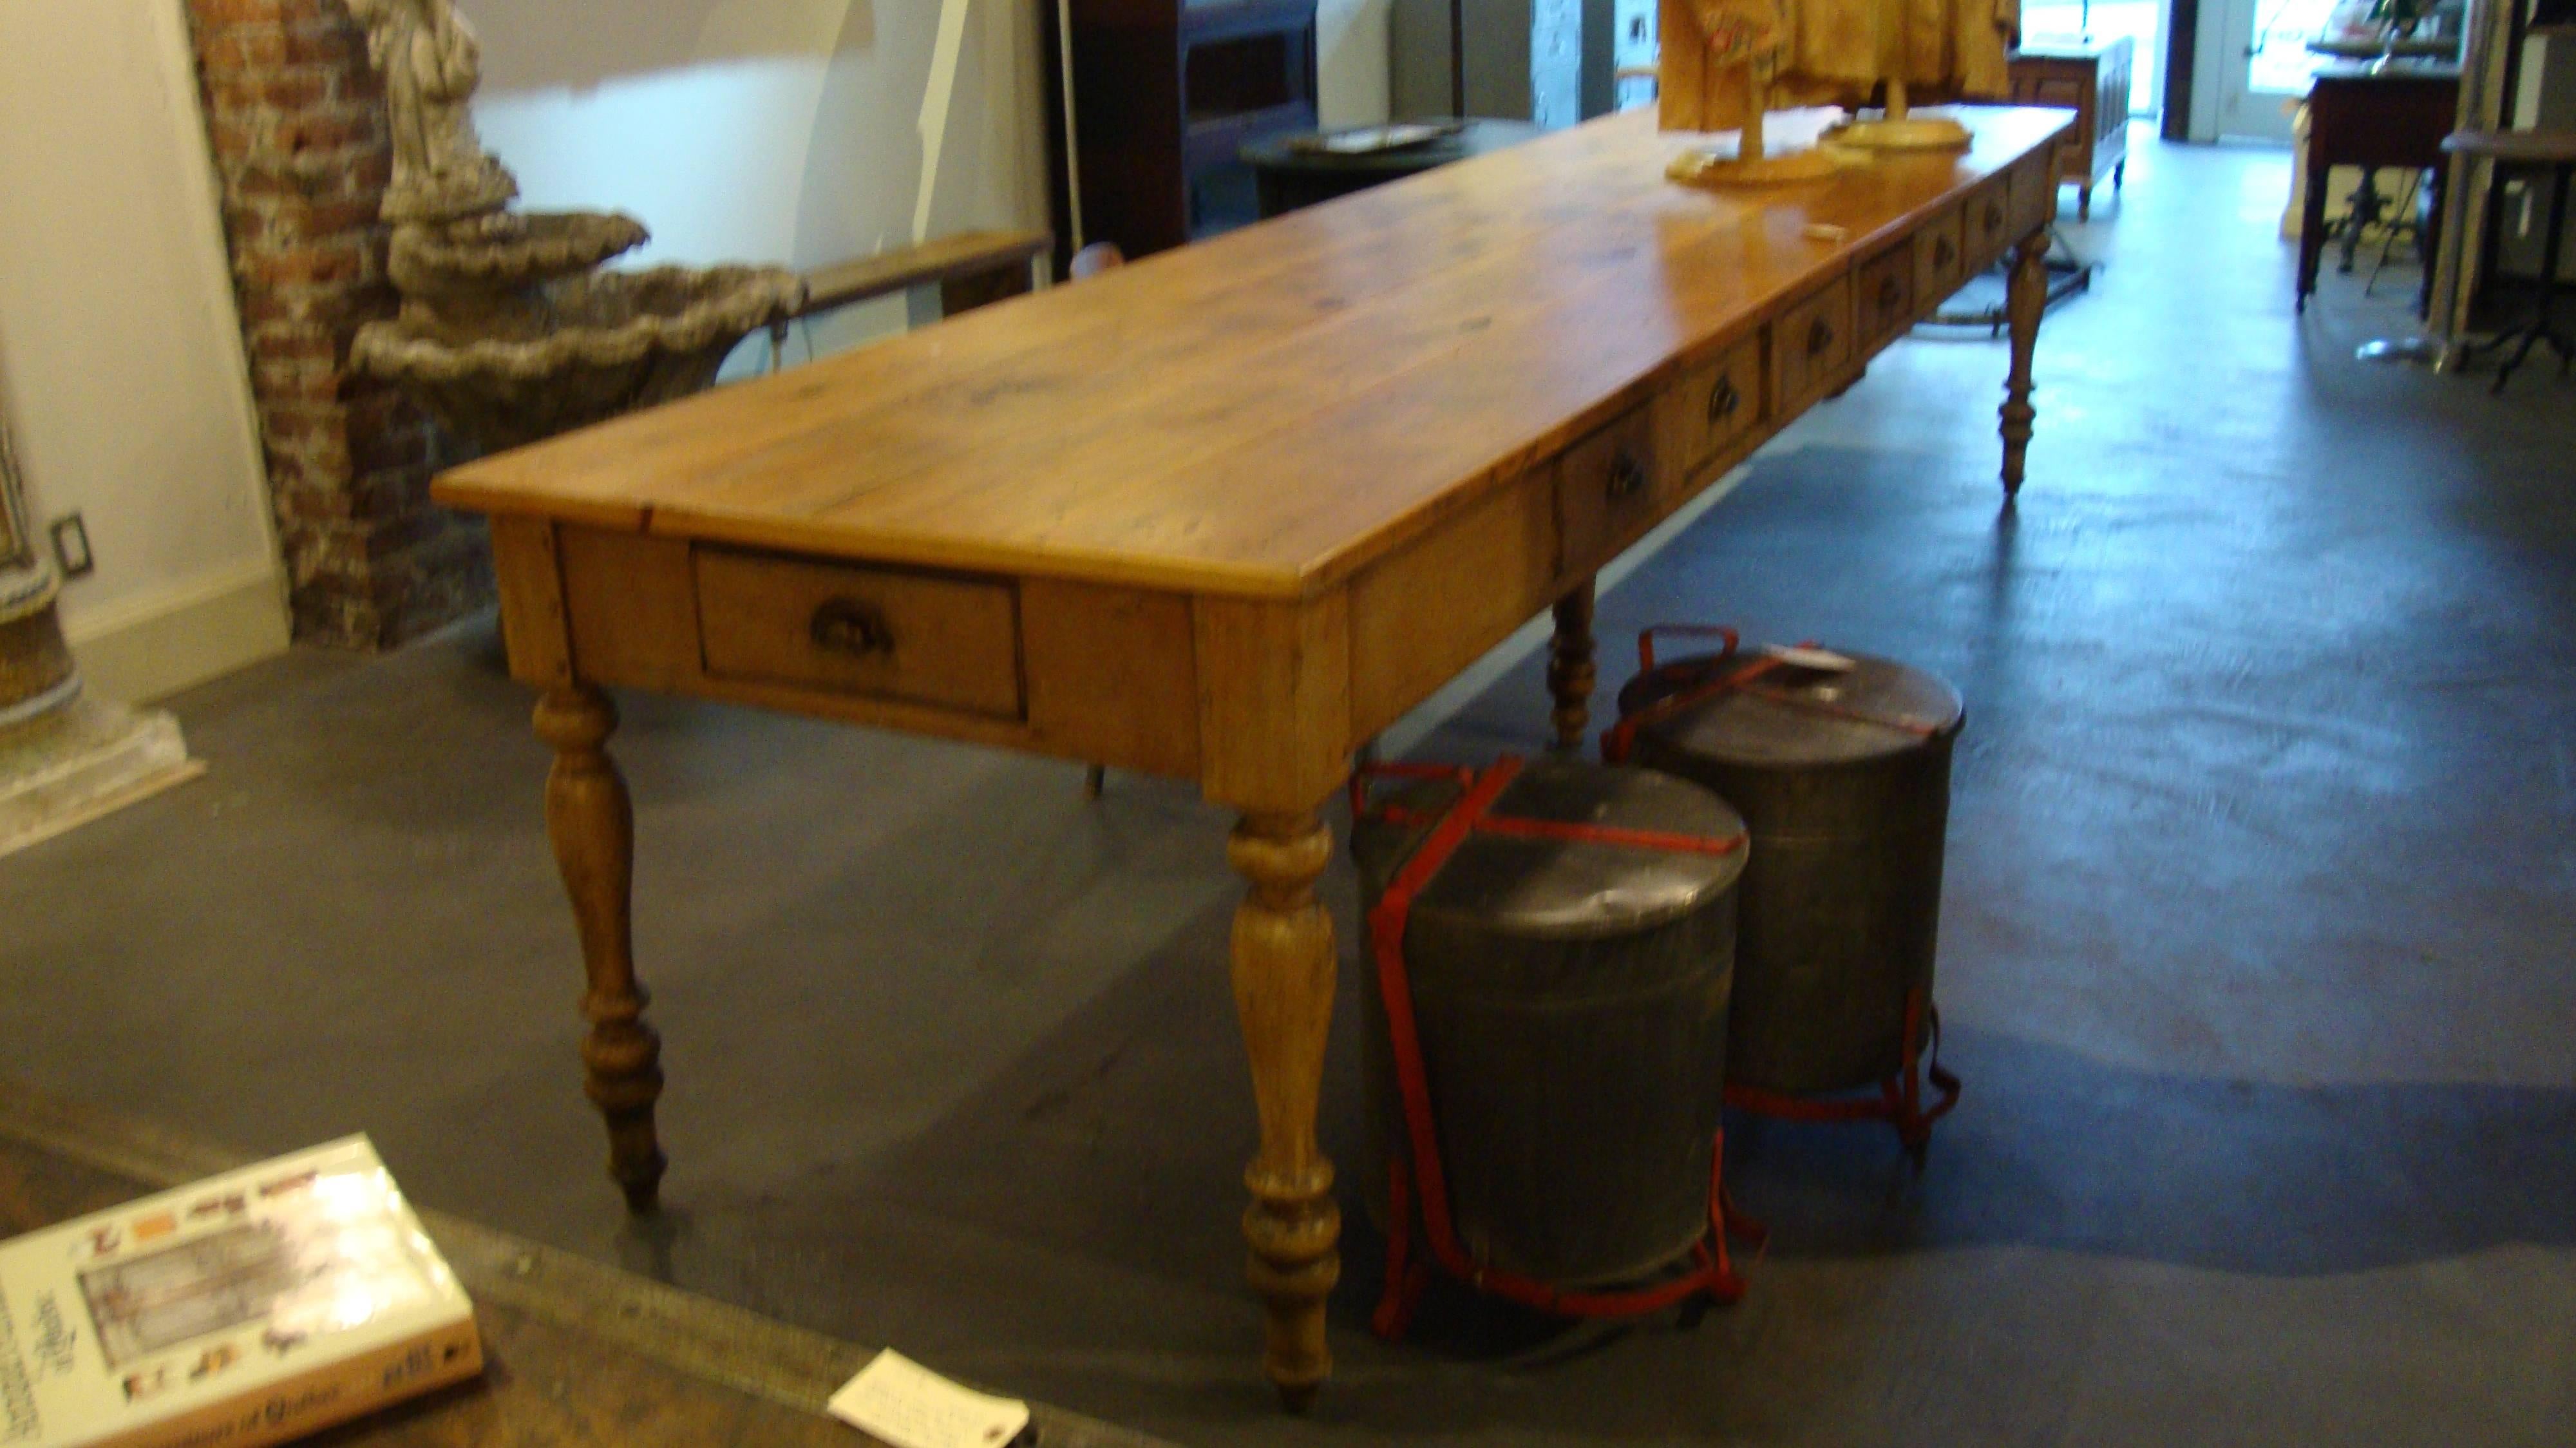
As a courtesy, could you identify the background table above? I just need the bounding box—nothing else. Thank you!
[2298,64,2463,314]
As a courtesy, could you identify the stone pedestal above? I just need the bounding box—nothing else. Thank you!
[1,567,77,723]
[0,696,201,859]
[3,412,199,859]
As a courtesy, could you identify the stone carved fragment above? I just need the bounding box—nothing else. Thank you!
[345,0,804,453]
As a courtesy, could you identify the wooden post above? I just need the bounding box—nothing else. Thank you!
[535,685,667,1213]
[1548,578,1597,752]
[2000,230,2049,497]
[1227,810,1341,1411]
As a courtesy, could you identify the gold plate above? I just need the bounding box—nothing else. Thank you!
[1824,116,1975,151]
[1667,144,1847,187]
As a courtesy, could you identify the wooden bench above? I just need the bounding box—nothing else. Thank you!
[765,229,1054,370]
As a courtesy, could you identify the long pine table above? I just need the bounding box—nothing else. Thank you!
[433,105,2074,1409]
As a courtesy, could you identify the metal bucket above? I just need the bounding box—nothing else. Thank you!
[1353,758,1747,1286]
[1615,649,1964,1096]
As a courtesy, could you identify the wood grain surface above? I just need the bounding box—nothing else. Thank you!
[435,109,2073,602]
[0,1079,1172,1448]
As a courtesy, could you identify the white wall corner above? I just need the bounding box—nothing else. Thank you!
[1320,0,1395,128]
[64,558,292,705]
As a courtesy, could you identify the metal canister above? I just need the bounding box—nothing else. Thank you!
[1352,758,1748,1286]
[1614,649,1965,1096]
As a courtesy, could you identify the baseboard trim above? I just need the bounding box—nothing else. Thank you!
[60,558,290,703]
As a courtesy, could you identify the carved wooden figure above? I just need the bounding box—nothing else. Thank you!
[1662,0,1843,184]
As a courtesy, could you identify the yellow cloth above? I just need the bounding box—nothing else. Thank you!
[1669,0,2019,129]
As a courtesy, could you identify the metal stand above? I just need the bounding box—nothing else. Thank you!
[2449,159,2576,392]
[1928,226,2094,334]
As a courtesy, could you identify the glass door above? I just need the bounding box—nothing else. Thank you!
[2211,0,2340,139]
[2020,0,2173,117]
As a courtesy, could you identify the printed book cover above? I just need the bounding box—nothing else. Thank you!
[0,1136,482,1448]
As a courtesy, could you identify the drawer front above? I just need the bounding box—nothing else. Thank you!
[1773,276,1855,408]
[1857,242,1917,352]
[2011,151,2059,236]
[1557,407,1663,574]
[2032,76,2087,108]
[1914,205,1966,303]
[694,548,1023,716]
[1657,334,1766,477]
[1965,174,2014,271]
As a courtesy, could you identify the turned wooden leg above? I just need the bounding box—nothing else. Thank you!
[1548,578,1597,752]
[2000,230,2049,499]
[534,685,667,1214]
[1228,811,1340,1411]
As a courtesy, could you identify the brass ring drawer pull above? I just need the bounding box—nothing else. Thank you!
[1984,200,2004,233]
[1933,235,1956,267]
[1877,275,1904,311]
[1707,375,1741,424]
[811,597,895,657]
[1807,317,1834,357]
[1606,450,1648,501]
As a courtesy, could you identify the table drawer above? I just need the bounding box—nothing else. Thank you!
[2031,76,2087,108]
[694,548,1024,717]
[1857,242,1917,352]
[2011,150,2059,236]
[1914,204,1966,303]
[1657,334,1765,476]
[1965,175,2014,271]
[1772,275,1855,408]
[1557,407,1662,573]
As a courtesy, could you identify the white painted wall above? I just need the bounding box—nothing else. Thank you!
[469,1,1043,273]
[0,1,289,702]
[466,0,1388,294]
[1320,0,1394,128]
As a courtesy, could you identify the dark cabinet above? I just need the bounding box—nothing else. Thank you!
[1056,0,1320,258]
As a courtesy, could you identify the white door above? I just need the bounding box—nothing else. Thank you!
[2202,0,2339,140]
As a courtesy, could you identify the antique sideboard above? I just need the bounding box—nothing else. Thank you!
[2009,35,2133,222]
[433,105,2074,1409]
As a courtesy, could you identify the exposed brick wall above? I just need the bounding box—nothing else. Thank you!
[184,0,489,649]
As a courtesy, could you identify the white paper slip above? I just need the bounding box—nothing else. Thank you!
[829,1349,1031,1448]
[1763,643,1858,672]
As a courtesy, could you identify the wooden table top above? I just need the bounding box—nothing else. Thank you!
[2310,61,2462,84]
[0,1080,1167,1448]
[435,107,2073,602]
[2442,128,2576,163]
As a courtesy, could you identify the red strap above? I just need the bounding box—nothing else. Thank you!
[1363,756,1756,1328]
[1638,624,1740,674]
[1602,651,1790,764]
[1721,991,1962,1148]
[1604,631,1946,762]
[1363,806,1747,858]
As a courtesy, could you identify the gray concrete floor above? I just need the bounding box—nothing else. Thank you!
[5,135,2573,1445]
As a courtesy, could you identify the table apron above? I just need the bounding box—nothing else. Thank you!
[490,211,2054,815]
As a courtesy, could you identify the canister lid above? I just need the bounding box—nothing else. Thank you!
[1352,758,1748,942]
[1620,651,1964,767]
